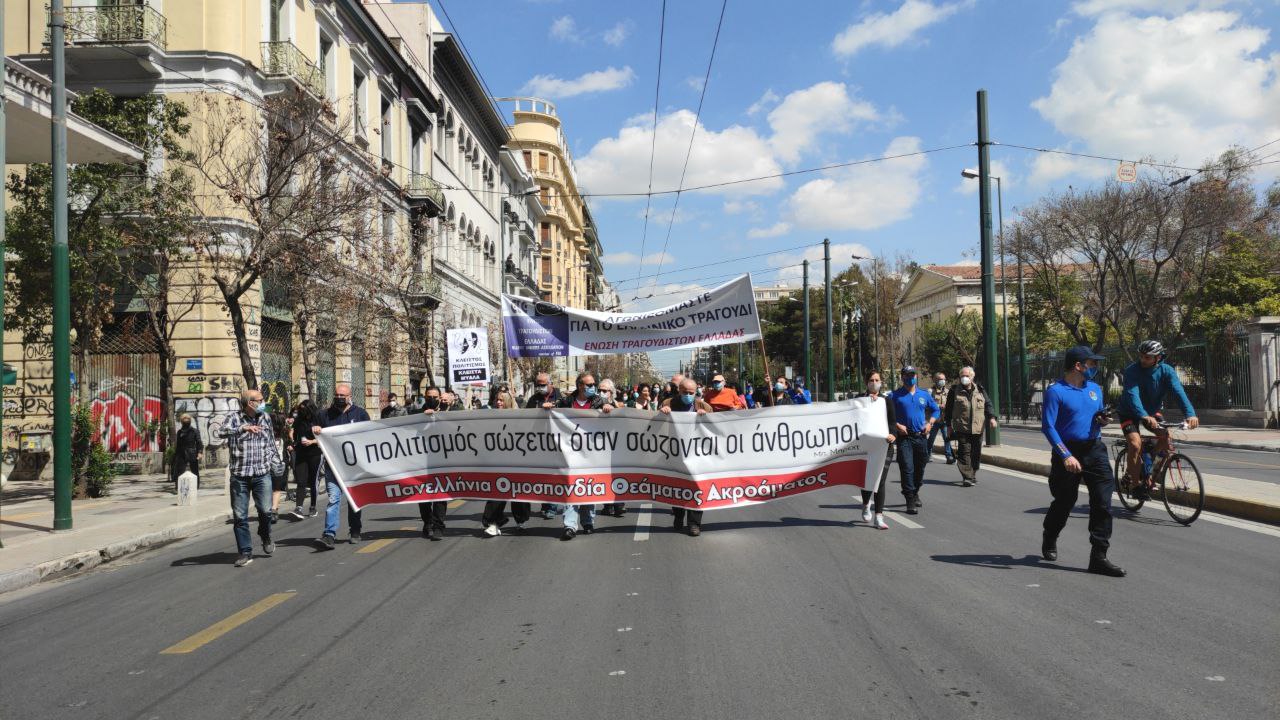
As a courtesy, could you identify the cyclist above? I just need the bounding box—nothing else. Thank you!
[1119,340,1199,499]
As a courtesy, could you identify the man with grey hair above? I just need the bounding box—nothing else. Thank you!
[928,371,956,465]
[943,366,997,487]
[312,383,371,549]
[218,388,277,567]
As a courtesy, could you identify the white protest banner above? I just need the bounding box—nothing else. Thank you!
[446,327,490,385]
[501,274,761,357]
[316,399,889,511]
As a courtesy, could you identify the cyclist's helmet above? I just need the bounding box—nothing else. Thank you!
[1138,340,1165,357]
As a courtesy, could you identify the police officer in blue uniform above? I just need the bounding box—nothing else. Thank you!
[889,365,939,515]
[1040,346,1125,577]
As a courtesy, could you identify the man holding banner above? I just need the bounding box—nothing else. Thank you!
[551,372,615,540]
[660,377,714,536]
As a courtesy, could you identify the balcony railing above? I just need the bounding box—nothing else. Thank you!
[406,173,445,208]
[260,41,325,98]
[407,272,443,310]
[54,4,168,49]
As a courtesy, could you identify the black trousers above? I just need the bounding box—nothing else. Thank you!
[171,457,199,483]
[1044,441,1114,551]
[419,501,447,530]
[897,434,929,499]
[294,453,323,508]
[955,432,984,481]
[862,443,893,510]
[672,507,703,528]
[482,501,531,526]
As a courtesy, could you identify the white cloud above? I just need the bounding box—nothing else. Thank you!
[831,0,972,57]
[767,242,876,284]
[722,199,762,216]
[1071,0,1225,17]
[577,110,785,197]
[684,76,706,93]
[746,89,780,116]
[767,82,880,164]
[953,160,1014,195]
[1027,151,1112,187]
[747,222,792,239]
[636,206,696,225]
[787,136,930,230]
[603,21,631,46]
[549,15,578,42]
[602,251,676,266]
[1031,10,1280,184]
[521,66,636,99]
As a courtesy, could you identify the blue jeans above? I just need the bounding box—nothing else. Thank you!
[897,434,929,499]
[230,473,272,555]
[324,468,362,537]
[563,504,596,531]
[927,422,953,461]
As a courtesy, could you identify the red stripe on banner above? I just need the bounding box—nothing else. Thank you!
[346,457,870,511]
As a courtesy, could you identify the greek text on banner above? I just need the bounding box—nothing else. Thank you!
[315,399,890,511]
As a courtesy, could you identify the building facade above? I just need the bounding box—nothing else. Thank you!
[895,264,1021,354]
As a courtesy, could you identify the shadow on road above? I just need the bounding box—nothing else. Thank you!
[930,553,1089,573]
[170,550,241,566]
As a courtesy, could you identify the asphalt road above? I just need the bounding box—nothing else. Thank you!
[1,462,1277,720]
[993,426,1280,485]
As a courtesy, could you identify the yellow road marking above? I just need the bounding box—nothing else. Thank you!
[355,538,397,554]
[2,502,109,522]
[160,592,295,655]
[448,499,466,508]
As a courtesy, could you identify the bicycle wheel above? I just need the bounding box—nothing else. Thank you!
[1160,453,1204,525]
[1113,444,1144,512]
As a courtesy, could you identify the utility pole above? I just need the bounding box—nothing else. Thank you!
[997,177,1011,419]
[976,89,1001,445]
[802,260,810,390]
[50,0,73,529]
[1018,254,1029,420]
[823,239,833,401]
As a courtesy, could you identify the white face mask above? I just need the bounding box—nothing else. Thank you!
[960,376,972,386]
[867,381,881,394]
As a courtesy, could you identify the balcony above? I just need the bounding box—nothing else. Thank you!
[503,258,541,297]
[35,4,168,80]
[406,173,445,217]
[260,41,325,99]
[407,272,443,311]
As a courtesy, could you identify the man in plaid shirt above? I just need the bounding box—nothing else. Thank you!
[219,388,278,567]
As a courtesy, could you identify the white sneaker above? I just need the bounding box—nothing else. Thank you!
[875,514,889,530]
[861,505,874,523]
[483,524,501,537]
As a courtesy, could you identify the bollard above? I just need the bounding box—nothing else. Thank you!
[177,471,199,506]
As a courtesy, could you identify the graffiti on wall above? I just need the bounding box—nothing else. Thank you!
[174,396,242,453]
[261,380,290,413]
[90,391,164,453]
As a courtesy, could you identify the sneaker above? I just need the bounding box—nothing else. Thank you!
[970,477,979,485]
[307,507,318,518]
[961,478,973,487]
[234,553,253,567]
[582,525,595,535]
[512,522,526,533]
[349,531,362,544]
[906,504,919,515]
[318,534,336,550]
[688,525,701,537]
[561,527,576,541]
[875,514,889,530]
[288,507,305,521]
[541,510,555,520]
[862,505,874,523]
[262,539,275,556]
[483,524,501,537]
[945,458,956,465]
[270,510,278,524]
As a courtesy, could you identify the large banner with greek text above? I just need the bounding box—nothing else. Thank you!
[315,399,889,511]
[501,274,761,357]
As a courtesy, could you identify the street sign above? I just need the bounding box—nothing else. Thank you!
[1117,162,1137,183]
[186,359,204,370]
[784,366,794,379]
[2,364,15,386]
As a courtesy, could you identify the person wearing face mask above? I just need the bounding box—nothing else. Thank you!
[287,400,322,520]
[927,373,956,465]
[943,366,997,487]
[550,373,615,539]
[789,377,812,405]
[381,392,408,419]
[764,374,793,406]
[218,389,279,567]
[1041,346,1125,577]
[701,373,742,412]
[597,378,629,518]
[171,413,203,487]
[412,386,451,540]
[889,366,939,514]
[660,377,713,536]
[312,383,372,549]
[630,384,657,411]
[480,385,531,536]
[856,371,896,529]
[525,371,563,519]
[660,373,686,403]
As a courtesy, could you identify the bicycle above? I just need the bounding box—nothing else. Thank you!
[1113,422,1204,525]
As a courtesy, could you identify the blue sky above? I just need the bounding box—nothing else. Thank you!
[430,0,1280,322]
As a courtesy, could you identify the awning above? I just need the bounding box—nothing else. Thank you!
[4,59,143,164]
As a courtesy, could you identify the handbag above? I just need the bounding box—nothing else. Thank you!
[268,439,287,478]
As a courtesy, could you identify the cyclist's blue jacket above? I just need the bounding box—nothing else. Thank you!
[1119,361,1196,420]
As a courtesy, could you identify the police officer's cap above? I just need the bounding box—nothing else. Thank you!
[1064,345,1105,368]
[899,365,918,375]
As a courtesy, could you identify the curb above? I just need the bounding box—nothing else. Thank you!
[0,510,231,596]
[930,447,1280,526]
[999,423,1279,453]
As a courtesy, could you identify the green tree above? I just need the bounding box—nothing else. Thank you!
[1188,232,1280,333]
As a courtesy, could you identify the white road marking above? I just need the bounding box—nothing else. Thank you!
[630,567,642,571]
[1205,676,1225,681]
[625,592,640,597]
[985,467,1280,538]
[1095,620,1112,625]
[1026,584,1040,588]
[634,503,652,541]
[631,552,642,556]
[609,670,627,676]
[617,627,632,632]
[884,511,924,529]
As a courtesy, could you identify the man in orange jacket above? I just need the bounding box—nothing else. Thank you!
[701,372,741,412]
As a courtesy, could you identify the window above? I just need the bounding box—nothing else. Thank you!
[382,205,395,244]
[538,152,548,172]
[540,186,550,208]
[353,71,367,138]
[410,125,425,174]
[268,0,286,42]
[540,222,550,244]
[522,150,532,171]
[380,94,393,166]
[319,36,335,99]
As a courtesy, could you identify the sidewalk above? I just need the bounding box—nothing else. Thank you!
[1001,419,1280,452]
[931,439,1280,525]
[0,471,232,595]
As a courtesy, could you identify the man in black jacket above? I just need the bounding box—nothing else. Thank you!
[171,413,203,486]
[525,371,564,519]
[942,366,998,487]
[550,372,615,539]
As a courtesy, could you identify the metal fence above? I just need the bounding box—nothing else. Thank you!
[78,315,163,453]
[260,317,294,414]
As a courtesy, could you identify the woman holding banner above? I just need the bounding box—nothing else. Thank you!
[480,389,530,536]
[856,371,896,530]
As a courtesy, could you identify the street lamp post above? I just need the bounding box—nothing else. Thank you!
[823,239,834,401]
[973,89,1001,445]
[802,260,811,391]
